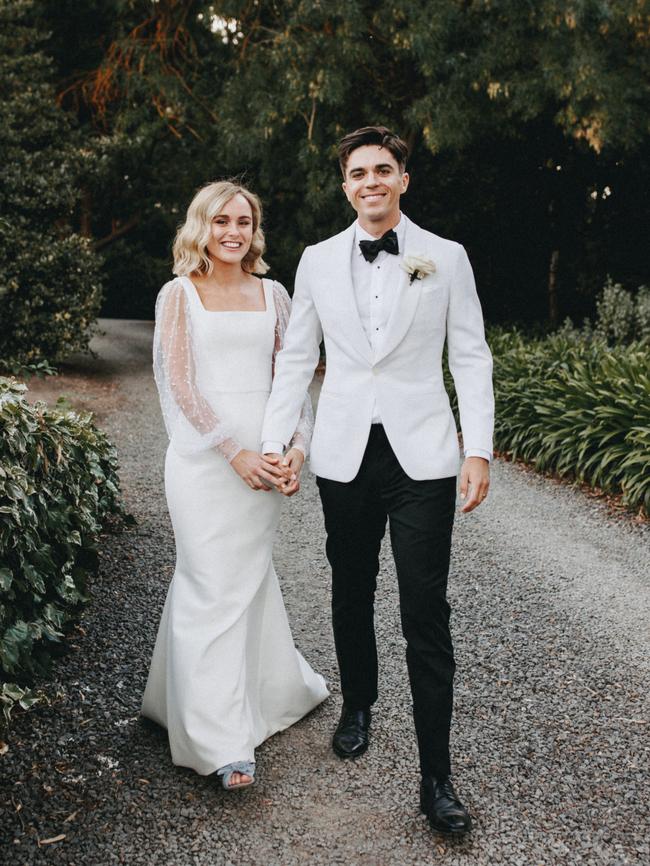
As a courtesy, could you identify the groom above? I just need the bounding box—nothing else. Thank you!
[261,126,494,835]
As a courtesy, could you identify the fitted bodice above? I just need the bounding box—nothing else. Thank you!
[181,277,276,394]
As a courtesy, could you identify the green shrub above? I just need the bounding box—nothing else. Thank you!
[0,1,103,368]
[485,329,649,514]
[0,377,129,723]
[0,220,103,367]
[594,279,650,345]
[559,280,650,346]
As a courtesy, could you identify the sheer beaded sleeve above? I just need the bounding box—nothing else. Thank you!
[153,279,242,462]
[272,281,314,457]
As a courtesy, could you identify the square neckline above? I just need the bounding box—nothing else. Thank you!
[182,275,271,314]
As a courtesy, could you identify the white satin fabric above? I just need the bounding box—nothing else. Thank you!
[142,277,328,775]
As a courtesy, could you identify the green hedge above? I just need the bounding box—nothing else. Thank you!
[0,3,104,369]
[486,330,649,514]
[0,377,129,722]
[0,220,103,368]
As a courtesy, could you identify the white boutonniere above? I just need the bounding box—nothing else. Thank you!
[401,254,436,284]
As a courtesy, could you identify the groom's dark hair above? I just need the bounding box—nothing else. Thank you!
[337,126,409,176]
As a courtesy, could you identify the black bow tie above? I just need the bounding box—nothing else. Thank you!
[359,229,399,263]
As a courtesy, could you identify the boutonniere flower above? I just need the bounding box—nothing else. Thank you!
[401,254,436,284]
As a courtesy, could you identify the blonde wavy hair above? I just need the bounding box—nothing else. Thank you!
[172,180,269,276]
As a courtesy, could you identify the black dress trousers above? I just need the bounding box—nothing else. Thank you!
[316,424,457,778]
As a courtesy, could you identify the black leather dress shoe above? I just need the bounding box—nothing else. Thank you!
[420,776,472,836]
[332,706,371,759]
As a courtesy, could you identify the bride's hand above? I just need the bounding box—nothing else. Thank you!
[279,448,304,497]
[230,450,289,491]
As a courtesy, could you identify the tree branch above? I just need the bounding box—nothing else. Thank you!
[94,215,141,251]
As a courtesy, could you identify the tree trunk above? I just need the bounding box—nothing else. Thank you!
[548,248,560,326]
[79,188,92,238]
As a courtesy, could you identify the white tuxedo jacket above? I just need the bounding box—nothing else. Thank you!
[261,215,494,482]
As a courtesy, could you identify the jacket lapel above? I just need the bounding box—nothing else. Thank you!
[326,223,374,366]
[374,217,428,364]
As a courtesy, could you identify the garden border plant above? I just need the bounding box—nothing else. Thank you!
[0,377,131,725]
[445,282,649,516]
[488,330,649,515]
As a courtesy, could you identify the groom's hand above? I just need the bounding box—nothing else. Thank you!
[262,452,294,489]
[277,448,304,497]
[459,456,490,513]
[264,451,302,496]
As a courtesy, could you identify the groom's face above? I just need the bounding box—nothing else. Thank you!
[342,145,409,226]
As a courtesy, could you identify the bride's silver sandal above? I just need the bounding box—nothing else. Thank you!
[217,761,255,790]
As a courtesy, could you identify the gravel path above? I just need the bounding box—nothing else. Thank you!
[2,320,649,866]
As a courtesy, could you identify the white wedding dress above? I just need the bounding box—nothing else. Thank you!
[141,275,328,775]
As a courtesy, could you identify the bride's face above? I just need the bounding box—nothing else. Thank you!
[206,194,254,266]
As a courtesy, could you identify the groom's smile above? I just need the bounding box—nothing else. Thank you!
[342,144,409,234]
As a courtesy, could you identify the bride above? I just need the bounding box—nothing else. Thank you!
[141,180,329,789]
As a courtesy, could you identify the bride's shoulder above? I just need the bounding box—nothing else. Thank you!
[153,277,191,321]
[268,278,291,305]
[157,275,187,301]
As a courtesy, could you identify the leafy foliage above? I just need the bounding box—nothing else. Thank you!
[1,682,44,725]
[592,279,650,345]
[486,329,649,514]
[442,278,649,513]
[444,278,649,514]
[0,1,103,367]
[0,377,129,723]
[558,279,650,344]
[38,0,650,323]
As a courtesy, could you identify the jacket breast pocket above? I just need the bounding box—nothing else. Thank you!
[420,276,440,295]
[417,283,448,324]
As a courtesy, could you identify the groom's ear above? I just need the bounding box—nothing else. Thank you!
[342,181,351,202]
[400,171,410,193]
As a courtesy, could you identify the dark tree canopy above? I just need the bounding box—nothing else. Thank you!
[11,0,650,326]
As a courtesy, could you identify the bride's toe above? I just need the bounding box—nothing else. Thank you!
[228,772,252,787]
[218,761,256,790]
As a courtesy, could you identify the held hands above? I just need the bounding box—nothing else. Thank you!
[231,448,304,494]
[459,456,490,513]
[263,448,305,497]
[230,449,291,491]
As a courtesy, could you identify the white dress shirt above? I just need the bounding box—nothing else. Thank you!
[263,213,490,462]
[352,216,406,422]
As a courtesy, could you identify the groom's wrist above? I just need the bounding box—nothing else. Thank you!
[262,441,285,455]
[464,448,492,462]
